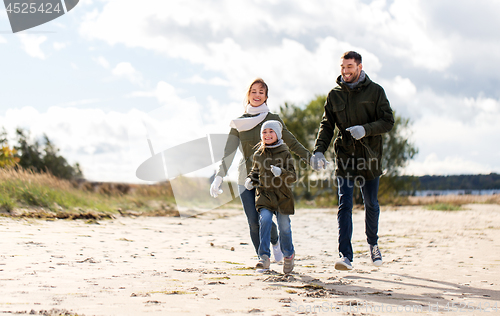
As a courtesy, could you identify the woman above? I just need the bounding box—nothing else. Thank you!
[210,78,311,262]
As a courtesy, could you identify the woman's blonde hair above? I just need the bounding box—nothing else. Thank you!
[245,78,268,105]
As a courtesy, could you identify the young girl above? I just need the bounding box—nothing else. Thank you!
[210,78,310,265]
[245,120,296,273]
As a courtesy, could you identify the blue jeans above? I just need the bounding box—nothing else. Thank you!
[258,208,294,258]
[238,185,278,254]
[337,176,380,262]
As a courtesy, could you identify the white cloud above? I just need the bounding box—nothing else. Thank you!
[380,76,419,118]
[402,105,500,176]
[1,106,150,183]
[464,97,499,116]
[173,36,379,109]
[382,0,452,71]
[111,62,144,86]
[0,35,6,44]
[79,0,453,75]
[52,22,66,29]
[185,75,230,86]
[126,90,156,98]
[0,100,244,182]
[94,56,110,69]
[77,0,457,113]
[382,76,417,100]
[125,80,240,136]
[143,81,229,143]
[153,81,186,105]
[59,98,102,107]
[405,153,493,176]
[53,42,68,50]
[18,34,47,59]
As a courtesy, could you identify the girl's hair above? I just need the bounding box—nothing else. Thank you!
[245,78,268,105]
[254,139,267,154]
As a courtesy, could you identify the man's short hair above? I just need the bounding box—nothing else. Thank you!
[341,51,362,65]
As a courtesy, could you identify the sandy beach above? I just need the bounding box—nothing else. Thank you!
[1,204,499,316]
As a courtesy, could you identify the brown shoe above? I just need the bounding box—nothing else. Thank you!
[256,255,270,269]
[283,253,294,274]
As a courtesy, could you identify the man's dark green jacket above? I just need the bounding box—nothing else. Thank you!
[314,74,394,180]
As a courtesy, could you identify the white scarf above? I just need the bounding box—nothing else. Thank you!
[229,103,270,132]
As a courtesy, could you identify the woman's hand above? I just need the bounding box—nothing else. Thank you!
[210,176,223,198]
[244,177,255,191]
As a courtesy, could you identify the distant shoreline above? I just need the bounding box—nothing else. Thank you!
[410,189,500,196]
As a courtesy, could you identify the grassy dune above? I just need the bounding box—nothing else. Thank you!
[0,168,178,219]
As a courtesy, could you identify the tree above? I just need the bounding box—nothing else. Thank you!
[280,95,418,202]
[280,95,336,200]
[41,134,83,180]
[279,95,328,150]
[0,128,20,168]
[13,127,83,180]
[14,128,44,172]
[377,115,419,200]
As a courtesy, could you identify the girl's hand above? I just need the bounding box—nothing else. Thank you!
[270,165,282,177]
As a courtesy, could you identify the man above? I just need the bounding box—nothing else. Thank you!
[311,51,394,270]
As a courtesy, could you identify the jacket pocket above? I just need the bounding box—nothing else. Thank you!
[331,102,347,124]
[362,135,382,159]
[360,101,375,107]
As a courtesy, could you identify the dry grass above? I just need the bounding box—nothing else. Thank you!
[0,167,74,191]
[0,167,177,218]
[408,194,500,206]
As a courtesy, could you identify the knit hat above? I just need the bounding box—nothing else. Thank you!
[261,120,283,140]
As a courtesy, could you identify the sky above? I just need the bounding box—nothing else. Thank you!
[1,0,500,183]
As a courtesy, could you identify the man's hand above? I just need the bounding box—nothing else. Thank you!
[310,152,328,170]
[346,125,366,140]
